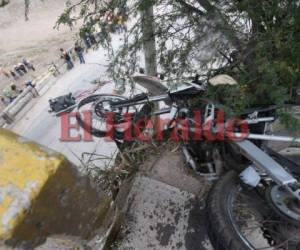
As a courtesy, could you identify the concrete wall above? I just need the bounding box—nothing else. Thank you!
[0,129,111,248]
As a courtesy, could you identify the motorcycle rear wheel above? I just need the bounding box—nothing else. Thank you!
[207,171,300,250]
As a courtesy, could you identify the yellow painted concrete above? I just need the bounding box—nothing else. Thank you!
[0,129,110,247]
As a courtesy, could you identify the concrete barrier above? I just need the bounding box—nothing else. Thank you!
[0,47,75,127]
[0,117,6,127]
[0,71,57,125]
[2,86,38,120]
[0,129,111,248]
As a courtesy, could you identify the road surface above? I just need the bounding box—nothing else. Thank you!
[10,48,120,168]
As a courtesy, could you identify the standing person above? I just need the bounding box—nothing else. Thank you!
[18,63,27,74]
[83,34,92,49]
[0,95,10,108]
[116,13,126,33]
[3,84,22,103]
[89,33,97,45]
[116,14,123,33]
[60,48,74,69]
[24,81,39,97]
[106,11,114,25]
[48,62,60,77]
[22,59,35,71]
[0,67,10,78]
[14,65,24,76]
[10,70,18,80]
[80,29,92,49]
[74,43,85,64]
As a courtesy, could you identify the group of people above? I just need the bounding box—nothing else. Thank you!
[60,48,74,69]
[1,84,22,106]
[60,42,86,70]
[0,59,35,81]
[106,10,127,33]
[0,58,37,109]
[0,42,87,110]
[0,81,38,108]
[81,32,97,49]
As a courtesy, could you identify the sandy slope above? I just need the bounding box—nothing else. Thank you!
[0,0,79,98]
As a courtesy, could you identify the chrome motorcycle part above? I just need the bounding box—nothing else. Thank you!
[239,166,261,187]
[235,140,300,202]
[269,185,300,222]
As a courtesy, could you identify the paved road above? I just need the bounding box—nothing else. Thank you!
[10,48,118,168]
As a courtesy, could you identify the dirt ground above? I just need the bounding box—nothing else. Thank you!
[0,0,79,109]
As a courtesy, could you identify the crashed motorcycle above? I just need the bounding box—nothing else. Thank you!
[76,75,300,249]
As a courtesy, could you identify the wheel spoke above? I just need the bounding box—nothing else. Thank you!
[229,184,300,249]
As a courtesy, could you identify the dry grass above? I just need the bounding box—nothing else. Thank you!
[78,140,179,198]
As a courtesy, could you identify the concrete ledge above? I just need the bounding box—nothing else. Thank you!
[0,61,65,127]
[0,129,111,248]
[114,176,212,250]
[111,147,213,250]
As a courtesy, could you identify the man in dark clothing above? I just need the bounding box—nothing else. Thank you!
[25,81,39,97]
[10,70,18,80]
[18,63,27,74]
[74,43,86,64]
[14,65,24,76]
[89,33,97,45]
[23,59,35,71]
[60,48,74,69]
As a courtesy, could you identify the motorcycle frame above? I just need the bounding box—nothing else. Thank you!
[111,89,300,201]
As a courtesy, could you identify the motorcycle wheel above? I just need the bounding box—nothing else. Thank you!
[76,94,154,140]
[76,94,130,139]
[207,171,300,250]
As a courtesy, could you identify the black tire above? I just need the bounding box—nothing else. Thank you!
[76,94,155,140]
[76,94,128,138]
[222,142,250,172]
[207,171,300,250]
[207,171,248,250]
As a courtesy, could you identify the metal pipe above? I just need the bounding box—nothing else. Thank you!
[234,133,300,143]
[153,108,171,115]
[234,139,300,201]
[112,94,169,109]
[182,146,197,171]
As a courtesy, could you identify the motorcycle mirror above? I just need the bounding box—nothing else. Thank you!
[208,74,238,86]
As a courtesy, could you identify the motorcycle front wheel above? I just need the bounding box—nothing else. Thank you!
[207,171,300,250]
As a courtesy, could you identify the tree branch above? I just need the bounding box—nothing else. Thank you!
[174,0,205,15]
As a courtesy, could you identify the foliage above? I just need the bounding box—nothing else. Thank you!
[56,1,299,109]
[231,0,300,107]
[8,0,295,129]
[56,0,233,80]
[0,0,9,8]
[3,0,299,115]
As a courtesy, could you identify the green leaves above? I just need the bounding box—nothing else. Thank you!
[279,110,300,131]
[54,0,299,131]
[0,0,9,8]
[56,9,74,28]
